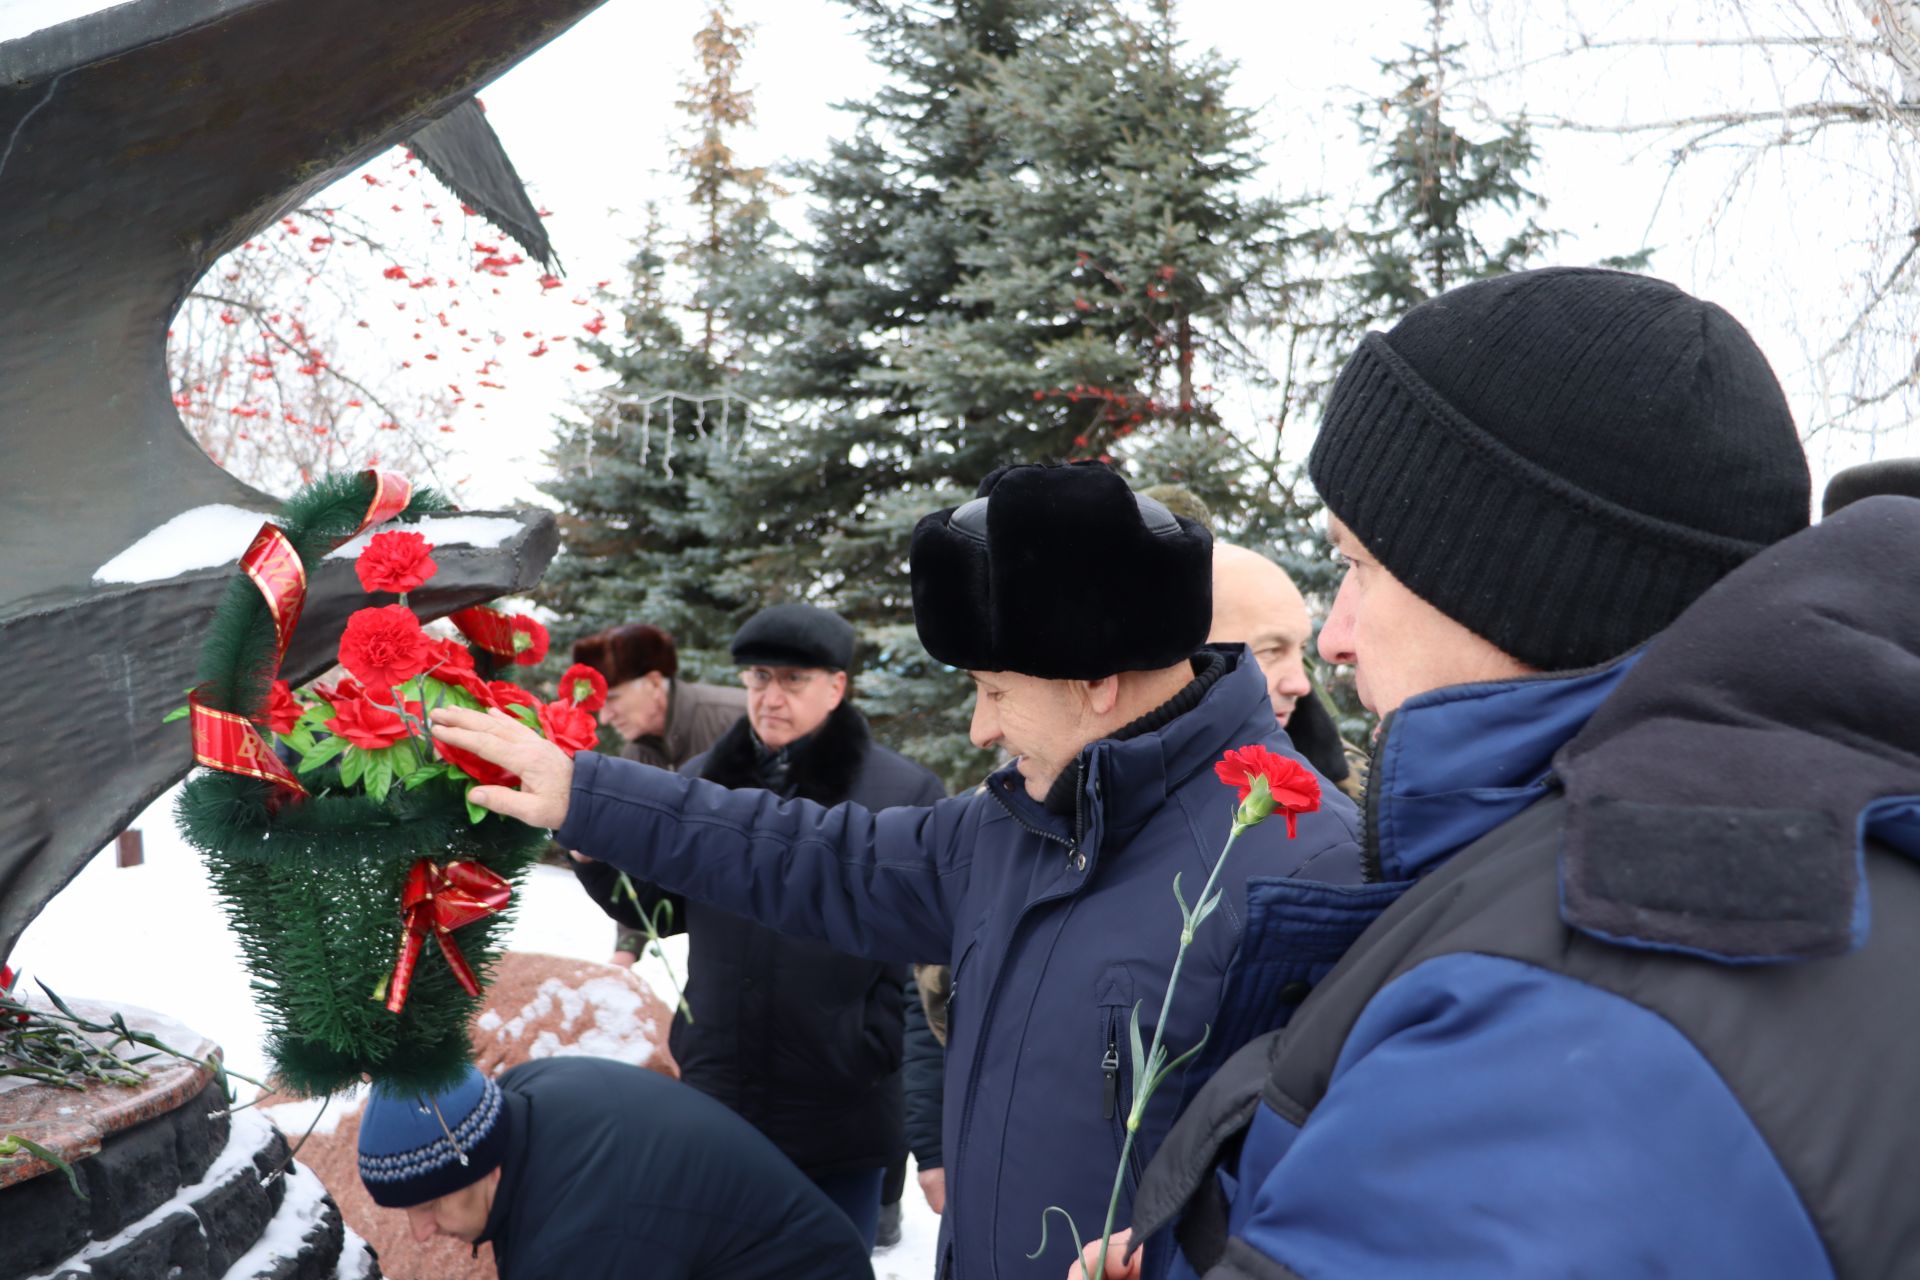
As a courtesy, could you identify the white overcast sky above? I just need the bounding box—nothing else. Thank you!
[6,0,1913,508]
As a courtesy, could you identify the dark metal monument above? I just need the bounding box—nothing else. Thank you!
[0,2,605,1273]
[0,0,608,962]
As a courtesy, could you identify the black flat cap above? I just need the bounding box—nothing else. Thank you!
[730,603,856,671]
[1823,457,1920,518]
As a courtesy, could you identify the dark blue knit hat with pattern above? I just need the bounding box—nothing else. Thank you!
[356,1066,509,1207]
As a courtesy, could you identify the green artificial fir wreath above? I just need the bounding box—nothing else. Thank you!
[174,472,550,1098]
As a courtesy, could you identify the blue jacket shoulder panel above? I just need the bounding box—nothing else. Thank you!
[1220,953,1832,1279]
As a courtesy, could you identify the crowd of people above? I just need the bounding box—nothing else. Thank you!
[354,267,1920,1279]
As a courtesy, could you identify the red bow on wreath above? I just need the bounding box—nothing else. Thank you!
[383,858,512,1014]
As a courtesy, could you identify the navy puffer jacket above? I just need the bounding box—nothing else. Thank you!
[554,646,1365,1279]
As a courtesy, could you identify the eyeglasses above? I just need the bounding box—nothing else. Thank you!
[738,667,831,693]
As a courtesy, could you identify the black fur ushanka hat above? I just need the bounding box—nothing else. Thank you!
[909,461,1213,679]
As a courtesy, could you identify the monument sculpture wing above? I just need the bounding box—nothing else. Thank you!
[0,0,608,959]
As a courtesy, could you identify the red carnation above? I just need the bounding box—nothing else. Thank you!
[328,693,420,750]
[354,529,438,595]
[1214,744,1322,837]
[508,614,550,666]
[260,679,303,736]
[424,637,491,700]
[314,675,365,706]
[435,736,521,789]
[558,663,608,712]
[339,605,431,690]
[0,964,23,1025]
[487,681,541,713]
[539,699,600,756]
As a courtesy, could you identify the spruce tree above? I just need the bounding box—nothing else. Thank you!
[539,4,777,683]
[1347,0,1558,322]
[700,0,1315,784]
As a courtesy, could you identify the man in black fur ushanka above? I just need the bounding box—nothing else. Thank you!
[571,602,945,1251]
[436,462,1366,1280]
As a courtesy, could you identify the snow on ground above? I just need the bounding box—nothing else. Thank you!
[11,786,941,1278]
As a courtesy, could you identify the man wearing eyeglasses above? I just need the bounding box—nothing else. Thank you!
[571,602,945,1253]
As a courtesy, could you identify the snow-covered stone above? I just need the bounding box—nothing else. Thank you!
[90,504,274,584]
[90,507,529,586]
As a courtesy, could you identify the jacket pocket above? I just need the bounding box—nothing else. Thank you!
[1096,964,1144,1188]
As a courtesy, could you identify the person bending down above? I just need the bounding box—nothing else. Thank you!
[357,1057,872,1280]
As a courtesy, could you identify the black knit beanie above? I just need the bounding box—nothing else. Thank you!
[1309,267,1810,671]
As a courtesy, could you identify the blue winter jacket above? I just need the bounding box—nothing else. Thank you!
[1164,497,1920,1279]
[553,647,1365,1279]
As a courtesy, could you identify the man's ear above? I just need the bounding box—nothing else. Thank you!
[828,670,850,710]
[1083,674,1122,718]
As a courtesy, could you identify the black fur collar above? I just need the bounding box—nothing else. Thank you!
[698,700,871,805]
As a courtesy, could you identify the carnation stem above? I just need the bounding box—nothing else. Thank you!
[1082,821,1247,1280]
[613,872,694,1023]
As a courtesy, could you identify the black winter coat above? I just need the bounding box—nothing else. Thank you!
[477,1058,871,1280]
[573,700,946,1176]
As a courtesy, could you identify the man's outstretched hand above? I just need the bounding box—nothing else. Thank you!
[430,705,575,830]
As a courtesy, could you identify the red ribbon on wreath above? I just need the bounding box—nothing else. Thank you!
[384,858,513,1014]
[189,469,413,800]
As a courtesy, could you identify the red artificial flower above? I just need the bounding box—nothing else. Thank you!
[423,637,491,700]
[328,693,420,750]
[487,681,541,713]
[313,675,365,706]
[539,699,599,757]
[261,679,303,736]
[1213,744,1322,837]
[558,663,608,712]
[508,614,550,666]
[339,604,432,690]
[355,529,438,595]
[0,964,23,1024]
[434,736,521,789]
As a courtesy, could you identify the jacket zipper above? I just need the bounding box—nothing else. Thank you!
[985,762,1082,857]
[1102,1016,1121,1119]
[1358,711,1392,884]
[956,763,1086,1265]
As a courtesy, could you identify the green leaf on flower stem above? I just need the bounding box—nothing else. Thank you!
[465,789,488,824]
[308,701,336,725]
[401,762,448,790]
[389,739,420,776]
[281,723,315,755]
[365,754,394,804]
[1150,1027,1212,1097]
[1171,870,1190,920]
[1193,889,1224,927]
[297,735,346,774]
[0,1135,86,1199]
[338,746,366,788]
[507,702,540,730]
[1128,1001,1146,1092]
[1026,1205,1088,1265]
[161,705,189,724]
